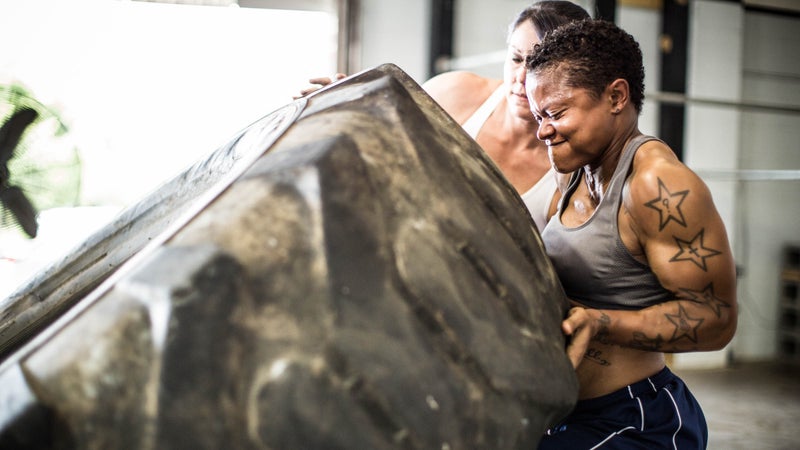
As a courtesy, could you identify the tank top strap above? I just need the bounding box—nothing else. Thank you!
[461,85,505,139]
[557,170,582,212]
[606,134,661,200]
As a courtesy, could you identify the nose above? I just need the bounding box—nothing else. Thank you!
[537,118,554,142]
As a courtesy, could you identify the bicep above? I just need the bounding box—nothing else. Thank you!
[632,167,737,308]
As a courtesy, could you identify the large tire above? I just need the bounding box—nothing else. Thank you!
[0,64,577,449]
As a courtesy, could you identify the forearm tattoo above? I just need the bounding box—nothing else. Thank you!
[679,282,730,318]
[584,314,613,365]
[628,301,711,351]
[584,348,611,366]
[630,332,664,351]
[592,313,612,345]
[666,304,704,343]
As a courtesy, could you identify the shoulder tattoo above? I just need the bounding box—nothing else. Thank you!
[644,177,688,231]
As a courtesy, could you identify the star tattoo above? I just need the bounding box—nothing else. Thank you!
[670,229,722,271]
[644,178,688,231]
[680,283,729,318]
[630,332,664,351]
[666,304,705,343]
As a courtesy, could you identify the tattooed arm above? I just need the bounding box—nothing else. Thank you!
[562,143,738,367]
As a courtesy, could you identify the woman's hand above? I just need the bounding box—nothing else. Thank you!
[293,73,347,99]
[562,305,598,369]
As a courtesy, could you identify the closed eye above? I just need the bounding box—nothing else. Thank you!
[542,109,564,121]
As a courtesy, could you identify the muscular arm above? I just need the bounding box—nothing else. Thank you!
[563,145,737,367]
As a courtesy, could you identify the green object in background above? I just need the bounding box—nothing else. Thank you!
[0,83,82,238]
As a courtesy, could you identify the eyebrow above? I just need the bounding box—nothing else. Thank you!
[529,95,560,117]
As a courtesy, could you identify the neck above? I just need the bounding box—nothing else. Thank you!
[592,123,642,176]
[582,125,643,203]
[583,166,604,205]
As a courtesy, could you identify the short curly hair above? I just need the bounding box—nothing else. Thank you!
[525,19,645,113]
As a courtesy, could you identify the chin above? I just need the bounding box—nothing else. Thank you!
[554,167,573,175]
[552,160,577,174]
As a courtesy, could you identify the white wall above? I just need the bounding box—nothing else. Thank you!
[452,0,532,78]
[357,0,430,84]
[617,5,661,138]
[736,8,800,361]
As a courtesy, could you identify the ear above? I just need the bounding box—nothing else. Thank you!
[607,78,630,114]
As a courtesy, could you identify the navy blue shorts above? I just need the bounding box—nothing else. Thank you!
[538,366,707,449]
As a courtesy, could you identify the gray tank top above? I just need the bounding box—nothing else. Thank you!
[540,134,672,310]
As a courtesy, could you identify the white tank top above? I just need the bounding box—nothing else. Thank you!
[461,85,557,231]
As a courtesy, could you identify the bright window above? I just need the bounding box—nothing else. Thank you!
[0,0,339,297]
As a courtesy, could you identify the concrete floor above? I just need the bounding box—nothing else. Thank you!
[675,360,800,450]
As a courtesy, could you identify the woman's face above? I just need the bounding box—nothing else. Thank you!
[526,67,616,173]
[503,21,540,119]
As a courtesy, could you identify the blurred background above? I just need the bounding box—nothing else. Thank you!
[0,0,798,371]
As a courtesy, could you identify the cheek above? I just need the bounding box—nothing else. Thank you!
[502,61,514,82]
[572,116,611,149]
[557,117,585,141]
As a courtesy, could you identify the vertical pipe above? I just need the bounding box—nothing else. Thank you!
[595,0,617,22]
[659,0,689,161]
[338,0,360,74]
[429,0,455,78]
